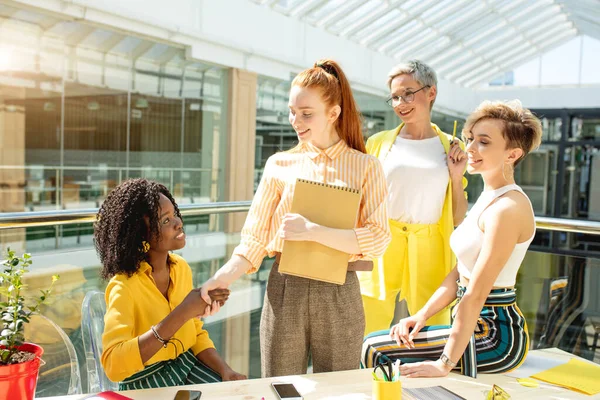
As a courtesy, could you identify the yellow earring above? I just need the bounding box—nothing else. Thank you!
[142,241,150,253]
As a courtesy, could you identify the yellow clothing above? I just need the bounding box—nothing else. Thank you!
[358,123,467,332]
[101,254,214,382]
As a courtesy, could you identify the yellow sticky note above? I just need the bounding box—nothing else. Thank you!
[516,378,539,388]
[531,358,600,395]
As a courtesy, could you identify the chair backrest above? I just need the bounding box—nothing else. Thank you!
[81,290,118,392]
[24,314,82,396]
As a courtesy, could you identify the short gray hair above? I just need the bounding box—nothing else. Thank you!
[387,60,438,107]
[387,59,438,89]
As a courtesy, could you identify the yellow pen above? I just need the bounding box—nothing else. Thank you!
[371,371,380,381]
[452,120,457,142]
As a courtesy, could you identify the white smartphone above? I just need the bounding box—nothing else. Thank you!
[272,382,303,400]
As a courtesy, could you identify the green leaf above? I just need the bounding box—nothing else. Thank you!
[1,329,13,337]
[1,315,13,322]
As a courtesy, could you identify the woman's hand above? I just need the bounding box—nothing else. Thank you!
[400,359,452,378]
[220,367,247,381]
[179,288,229,319]
[199,277,230,316]
[280,213,316,241]
[447,139,467,181]
[390,313,427,348]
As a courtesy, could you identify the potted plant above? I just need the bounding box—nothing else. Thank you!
[0,248,58,400]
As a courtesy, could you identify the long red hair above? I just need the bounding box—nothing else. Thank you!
[291,59,366,153]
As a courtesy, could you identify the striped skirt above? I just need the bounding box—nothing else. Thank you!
[362,286,529,378]
[119,350,221,390]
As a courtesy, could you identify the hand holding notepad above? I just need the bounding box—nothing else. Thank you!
[278,179,361,285]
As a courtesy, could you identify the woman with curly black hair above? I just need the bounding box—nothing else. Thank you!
[96,178,246,390]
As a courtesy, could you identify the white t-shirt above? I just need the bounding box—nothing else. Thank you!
[383,135,449,224]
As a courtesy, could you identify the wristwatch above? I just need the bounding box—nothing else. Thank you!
[439,353,457,368]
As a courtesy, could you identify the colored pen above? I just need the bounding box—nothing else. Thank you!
[372,371,380,381]
[393,359,401,381]
[452,120,457,142]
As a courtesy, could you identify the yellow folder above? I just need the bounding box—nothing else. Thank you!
[278,178,361,285]
[531,357,600,395]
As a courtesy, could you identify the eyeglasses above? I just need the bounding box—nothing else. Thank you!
[386,85,430,107]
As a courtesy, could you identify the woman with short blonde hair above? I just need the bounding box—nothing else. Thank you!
[363,100,542,378]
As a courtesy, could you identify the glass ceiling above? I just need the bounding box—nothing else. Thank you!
[252,0,600,88]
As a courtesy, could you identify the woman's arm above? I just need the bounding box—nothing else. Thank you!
[418,266,460,320]
[451,177,468,226]
[442,198,525,365]
[102,285,225,381]
[400,196,529,377]
[201,158,280,304]
[196,348,246,381]
[393,267,459,348]
[281,158,391,259]
[447,140,468,226]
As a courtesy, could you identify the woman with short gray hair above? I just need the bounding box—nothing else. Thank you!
[358,59,468,333]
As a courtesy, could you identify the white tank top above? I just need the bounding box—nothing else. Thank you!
[383,135,449,224]
[450,184,535,287]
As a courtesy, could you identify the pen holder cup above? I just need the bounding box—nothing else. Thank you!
[372,379,402,400]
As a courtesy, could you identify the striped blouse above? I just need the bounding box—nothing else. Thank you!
[234,139,391,273]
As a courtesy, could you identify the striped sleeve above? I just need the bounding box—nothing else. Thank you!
[232,157,281,273]
[352,156,391,260]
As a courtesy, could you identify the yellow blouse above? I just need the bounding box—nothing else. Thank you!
[233,139,391,273]
[101,254,214,382]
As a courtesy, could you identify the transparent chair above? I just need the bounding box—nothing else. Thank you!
[24,314,83,397]
[81,290,118,392]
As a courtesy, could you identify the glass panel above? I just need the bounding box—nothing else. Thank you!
[518,252,600,364]
[2,219,599,398]
[0,7,228,213]
[541,117,563,142]
[572,118,600,141]
[515,150,554,215]
[327,1,384,34]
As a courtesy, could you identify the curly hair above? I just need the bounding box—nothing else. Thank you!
[94,178,181,280]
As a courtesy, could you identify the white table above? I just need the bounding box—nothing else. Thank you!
[42,348,600,400]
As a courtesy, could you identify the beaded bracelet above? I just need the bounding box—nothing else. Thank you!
[150,325,168,348]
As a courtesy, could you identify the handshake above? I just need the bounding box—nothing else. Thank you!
[181,287,231,319]
[207,288,230,307]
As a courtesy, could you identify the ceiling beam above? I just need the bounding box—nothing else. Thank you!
[287,0,328,18]
[337,0,403,37]
[98,33,126,53]
[65,25,95,47]
[130,41,155,60]
[318,0,369,29]
[463,31,576,87]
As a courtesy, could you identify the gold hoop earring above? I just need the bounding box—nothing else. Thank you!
[502,162,514,183]
[142,241,150,253]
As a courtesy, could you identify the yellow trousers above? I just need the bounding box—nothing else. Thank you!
[359,219,451,335]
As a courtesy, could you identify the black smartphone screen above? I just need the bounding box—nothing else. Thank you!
[272,383,302,399]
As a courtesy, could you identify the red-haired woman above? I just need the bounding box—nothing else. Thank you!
[200,59,391,377]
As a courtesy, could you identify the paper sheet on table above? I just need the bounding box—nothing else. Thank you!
[531,358,600,395]
[505,352,567,379]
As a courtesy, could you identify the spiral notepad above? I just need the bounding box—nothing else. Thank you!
[278,178,361,285]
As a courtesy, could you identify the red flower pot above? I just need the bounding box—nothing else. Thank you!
[0,343,44,400]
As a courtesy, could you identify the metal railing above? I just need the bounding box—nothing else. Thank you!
[0,202,252,230]
[1,202,600,235]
